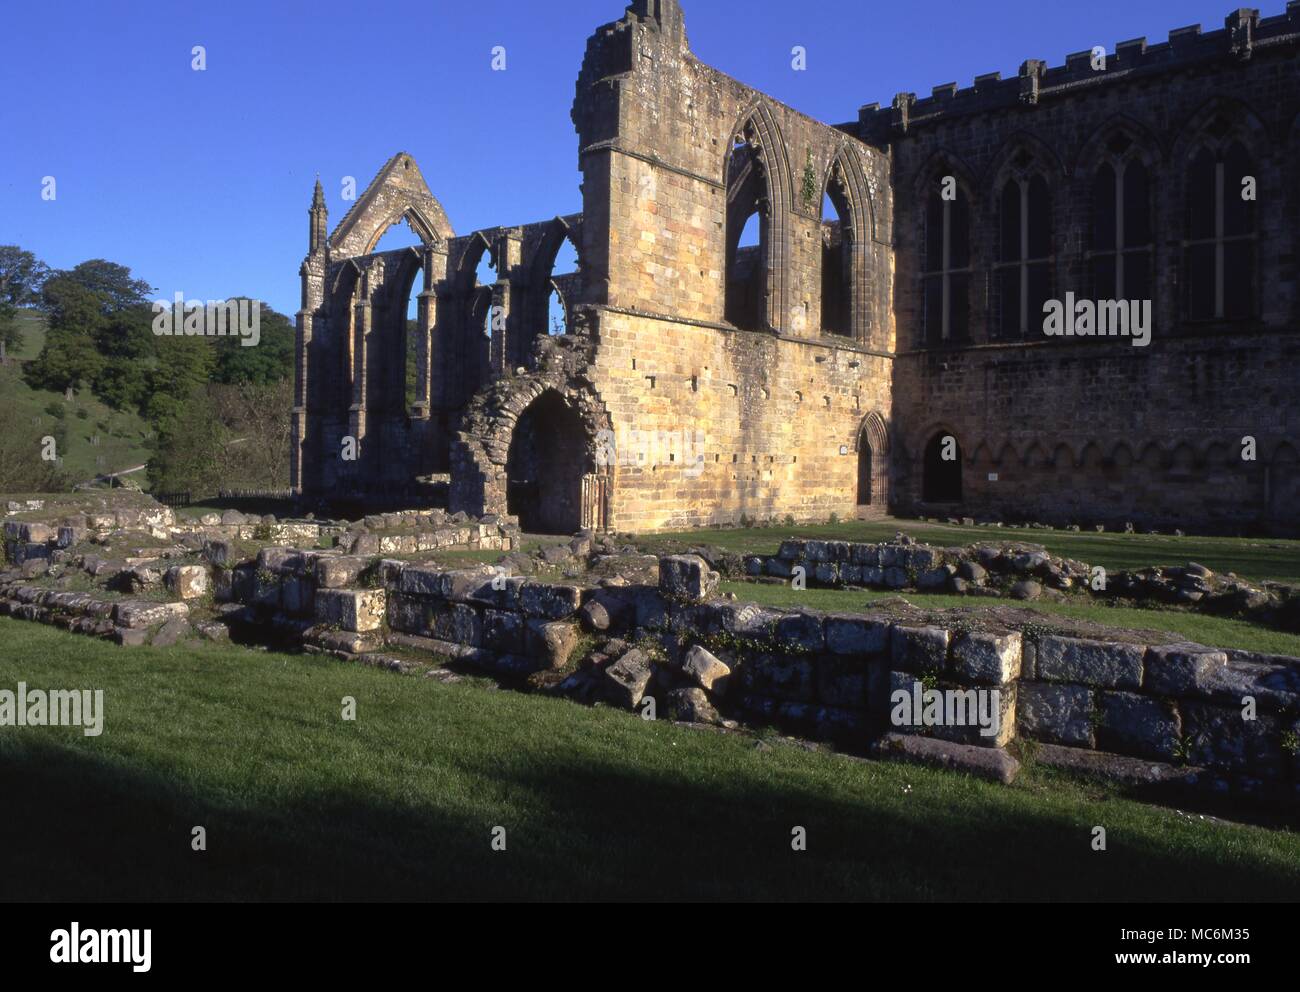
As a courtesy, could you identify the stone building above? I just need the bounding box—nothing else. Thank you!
[292,1,1300,535]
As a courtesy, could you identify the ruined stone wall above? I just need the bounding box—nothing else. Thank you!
[588,307,892,531]
[852,6,1300,531]
[574,1,892,346]
[567,0,895,531]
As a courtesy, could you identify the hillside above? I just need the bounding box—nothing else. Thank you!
[0,311,153,484]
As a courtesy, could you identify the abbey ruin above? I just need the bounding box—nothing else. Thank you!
[291,0,1300,535]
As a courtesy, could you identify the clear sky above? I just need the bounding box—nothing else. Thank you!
[0,0,1271,315]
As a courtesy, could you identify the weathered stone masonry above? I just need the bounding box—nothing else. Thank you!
[294,1,1300,535]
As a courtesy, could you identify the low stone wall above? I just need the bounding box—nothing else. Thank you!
[203,549,1300,797]
[3,536,1297,799]
[744,538,1300,628]
[0,580,206,647]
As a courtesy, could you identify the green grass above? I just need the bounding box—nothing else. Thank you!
[9,309,47,361]
[0,313,153,484]
[1,617,1297,901]
[642,518,1300,585]
[721,581,1300,657]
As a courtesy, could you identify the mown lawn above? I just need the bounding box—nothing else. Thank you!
[0,618,1297,901]
[721,582,1300,658]
[641,518,1300,585]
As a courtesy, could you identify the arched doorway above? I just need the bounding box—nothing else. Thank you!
[506,391,593,534]
[923,432,962,503]
[855,412,889,511]
[857,443,873,505]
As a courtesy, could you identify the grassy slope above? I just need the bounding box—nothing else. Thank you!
[1,313,152,483]
[642,519,1300,585]
[0,617,1297,901]
[721,582,1300,657]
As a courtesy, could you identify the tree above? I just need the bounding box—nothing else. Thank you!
[54,259,153,314]
[23,324,105,393]
[209,378,293,488]
[91,305,156,410]
[0,402,72,493]
[146,388,227,494]
[212,303,295,385]
[25,275,111,391]
[0,245,50,360]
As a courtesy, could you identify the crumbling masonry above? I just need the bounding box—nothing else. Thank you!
[292,1,1300,535]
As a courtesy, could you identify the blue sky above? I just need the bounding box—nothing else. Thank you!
[0,0,1267,315]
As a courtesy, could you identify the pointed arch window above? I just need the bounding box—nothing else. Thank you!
[821,168,854,338]
[1089,136,1153,304]
[920,176,970,345]
[725,126,771,332]
[1185,139,1256,320]
[993,159,1052,340]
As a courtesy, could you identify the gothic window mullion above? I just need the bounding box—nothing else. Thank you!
[1019,180,1029,337]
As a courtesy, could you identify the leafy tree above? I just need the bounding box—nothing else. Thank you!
[24,324,105,393]
[91,305,157,410]
[54,259,153,314]
[212,303,295,385]
[146,388,227,494]
[0,401,71,492]
[147,333,215,424]
[0,245,50,306]
[0,245,49,359]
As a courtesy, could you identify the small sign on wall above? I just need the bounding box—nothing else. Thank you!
[988,473,999,482]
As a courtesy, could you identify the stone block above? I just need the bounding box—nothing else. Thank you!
[1144,643,1228,696]
[526,619,581,670]
[890,625,950,674]
[317,556,368,589]
[602,648,653,708]
[1017,682,1095,747]
[658,555,720,602]
[519,581,582,619]
[951,630,1021,685]
[1036,636,1143,689]
[315,588,385,633]
[824,614,888,655]
[483,609,525,653]
[666,687,721,725]
[165,565,209,601]
[774,611,824,651]
[680,644,731,695]
[815,655,868,709]
[1181,702,1286,777]
[738,652,815,703]
[1097,691,1181,761]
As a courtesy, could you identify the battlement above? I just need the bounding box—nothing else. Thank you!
[849,5,1300,142]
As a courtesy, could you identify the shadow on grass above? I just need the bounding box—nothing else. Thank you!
[2,735,1297,902]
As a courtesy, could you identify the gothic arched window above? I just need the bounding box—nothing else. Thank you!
[993,159,1052,339]
[1090,136,1153,303]
[921,177,970,345]
[1185,139,1256,320]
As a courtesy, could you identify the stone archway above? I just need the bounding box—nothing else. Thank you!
[855,411,890,511]
[449,358,614,532]
[506,391,593,534]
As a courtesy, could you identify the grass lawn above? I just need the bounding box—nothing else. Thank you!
[641,518,1300,585]
[1,617,1297,901]
[721,582,1300,657]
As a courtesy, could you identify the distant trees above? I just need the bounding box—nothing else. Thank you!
[0,244,298,495]
[0,245,50,361]
[0,402,71,493]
